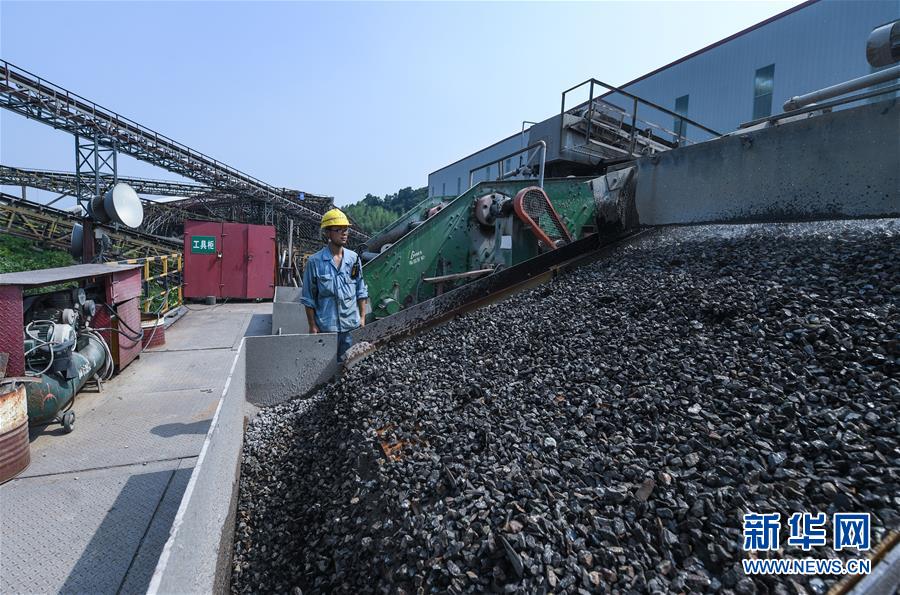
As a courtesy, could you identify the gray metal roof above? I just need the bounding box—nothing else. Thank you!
[0,263,142,286]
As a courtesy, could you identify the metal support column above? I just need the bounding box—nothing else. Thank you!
[74,133,118,262]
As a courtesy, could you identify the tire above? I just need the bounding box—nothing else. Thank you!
[62,411,75,433]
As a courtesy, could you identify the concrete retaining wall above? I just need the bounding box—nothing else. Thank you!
[272,286,310,335]
[634,99,899,224]
[146,330,341,593]
[244,333,338,407]
[850,537,900,595]
[147,341,246,595]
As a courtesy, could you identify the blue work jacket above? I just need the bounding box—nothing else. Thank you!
[301,246,368,333]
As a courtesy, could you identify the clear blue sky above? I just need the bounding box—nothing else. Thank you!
[1,1,803,207]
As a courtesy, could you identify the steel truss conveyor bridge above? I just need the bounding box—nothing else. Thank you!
[0,165,210,199]
[0,60,368,254]
[0,166,340,242]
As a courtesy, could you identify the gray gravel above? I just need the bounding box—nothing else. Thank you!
[232,219,900,594]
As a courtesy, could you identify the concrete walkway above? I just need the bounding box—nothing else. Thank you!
[0,303,270,595]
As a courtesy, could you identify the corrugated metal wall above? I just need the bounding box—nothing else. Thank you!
[428,133,525,198]
[428,0,899,194]
[618,0,898,136]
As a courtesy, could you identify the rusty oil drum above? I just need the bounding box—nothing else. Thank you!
[0,384,30,483]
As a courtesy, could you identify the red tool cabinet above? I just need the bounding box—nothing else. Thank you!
[182,220,276,300]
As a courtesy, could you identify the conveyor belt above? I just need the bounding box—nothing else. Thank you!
[0,61,368,248]
[0,192,179,259]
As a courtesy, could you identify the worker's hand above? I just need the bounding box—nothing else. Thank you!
[359,317,365,328]
[310,323,319,334]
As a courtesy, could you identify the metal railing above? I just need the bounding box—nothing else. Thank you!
[783,64,900,111]
[116,253,183,314]
[560,78,721,158]
[740,81,900,129]
[469,141,547,189]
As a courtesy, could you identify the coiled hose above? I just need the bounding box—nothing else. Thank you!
[81,329,115,381]
[24,320,57,376]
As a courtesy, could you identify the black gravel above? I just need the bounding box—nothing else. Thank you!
[232,220,900,594]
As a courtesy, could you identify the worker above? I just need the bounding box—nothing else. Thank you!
[301,208,368,361]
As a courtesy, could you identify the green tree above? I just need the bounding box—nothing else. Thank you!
[344,203,398,235]
[361,193,384,208]
[343,185,429,235]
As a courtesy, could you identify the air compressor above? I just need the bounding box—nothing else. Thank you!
[22,288,114,432]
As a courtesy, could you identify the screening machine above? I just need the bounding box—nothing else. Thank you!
[361,171,638,320]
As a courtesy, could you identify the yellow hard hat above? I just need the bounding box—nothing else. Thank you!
[321,208,350,229]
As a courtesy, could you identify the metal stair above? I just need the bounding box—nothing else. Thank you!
[560,78,721,161]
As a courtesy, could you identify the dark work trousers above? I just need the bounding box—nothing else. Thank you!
[337,331,353,362]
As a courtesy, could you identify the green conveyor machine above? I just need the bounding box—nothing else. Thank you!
[360,175,632,321]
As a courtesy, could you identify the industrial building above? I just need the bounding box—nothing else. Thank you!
[427,0,899,198]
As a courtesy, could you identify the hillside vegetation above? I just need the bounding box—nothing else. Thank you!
[344,186,428,235]
[0,235,74,274]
